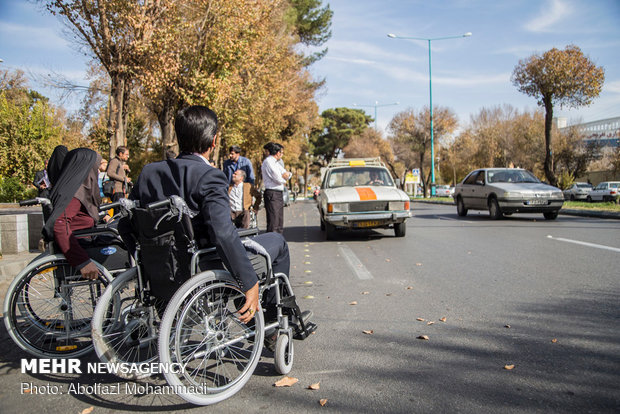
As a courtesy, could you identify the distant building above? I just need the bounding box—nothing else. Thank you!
[558,116,620,148]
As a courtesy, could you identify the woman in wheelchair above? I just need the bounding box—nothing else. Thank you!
[43,147,105,280]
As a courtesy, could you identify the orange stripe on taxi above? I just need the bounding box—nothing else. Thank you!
[355,187,377,200]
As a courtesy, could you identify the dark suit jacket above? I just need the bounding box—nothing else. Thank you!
[130,153,258,291]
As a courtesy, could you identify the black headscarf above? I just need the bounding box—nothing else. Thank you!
[47,145,68,187]
[42,148,101,241]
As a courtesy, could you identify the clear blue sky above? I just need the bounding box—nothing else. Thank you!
[2,0,619,134]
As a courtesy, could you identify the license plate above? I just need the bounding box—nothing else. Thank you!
[527,199,547,205]
[353,220,381,228]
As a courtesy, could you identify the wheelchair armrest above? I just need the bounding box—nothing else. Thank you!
[238,227,259,238]
[73,227,120,239]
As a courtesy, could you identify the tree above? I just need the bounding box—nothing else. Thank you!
[512,45,604,186]
[344,129,403,183]
[388,106,457,196]
[0,69,84,185]
[286,0,333,64]
[311,107,372,162]
[46,0,168,160]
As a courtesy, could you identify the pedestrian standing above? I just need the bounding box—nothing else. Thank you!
[223,145,255,185]
[107,146,132,201]
[261,143,290,234]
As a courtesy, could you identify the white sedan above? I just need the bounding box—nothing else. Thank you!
[317,158,411,239]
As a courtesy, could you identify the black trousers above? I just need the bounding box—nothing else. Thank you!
[264,189,284,234]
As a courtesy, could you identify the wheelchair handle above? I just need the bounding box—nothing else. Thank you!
[19,197,51,207]
[99,201,120,212]
[147,199,171,210]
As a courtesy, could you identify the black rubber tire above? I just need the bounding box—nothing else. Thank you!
[456,197,468,217]
[325,222,336,240]
[488,197,502,220]
[394,222,406,237]
[543,211,559,220]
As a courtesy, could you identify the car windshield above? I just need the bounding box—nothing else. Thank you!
[326,167,394,188]
[487,170,541,184]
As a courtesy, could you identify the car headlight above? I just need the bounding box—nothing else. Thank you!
[552,191,564,198]
[388,201,410,211]
[503,191,521,198]
[327,203,349,213]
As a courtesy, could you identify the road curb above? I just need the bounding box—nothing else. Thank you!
[411,199,620,220]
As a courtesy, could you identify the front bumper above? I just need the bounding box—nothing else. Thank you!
[324,211,411,229]
[498,198,564,213]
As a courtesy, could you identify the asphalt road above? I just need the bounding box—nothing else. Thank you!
[1,200,619,413]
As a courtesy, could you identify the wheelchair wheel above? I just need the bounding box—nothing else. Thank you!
[158,271,264,405]
[274,331,294,375]
[91,268,162,379]
[3,254,112,358]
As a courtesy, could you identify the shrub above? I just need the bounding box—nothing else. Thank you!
[0,177,37,203]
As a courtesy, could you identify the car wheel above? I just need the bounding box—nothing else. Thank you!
[325,222,336,240]
[570,194,575,201]
[586,195,592,203]
[488,197,502,220]
[456,197,468,217]
[543,211,559,220]
[394,222,406,237]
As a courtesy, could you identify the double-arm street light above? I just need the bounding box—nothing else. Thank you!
[387,32,471,196]
[353,101,399,131]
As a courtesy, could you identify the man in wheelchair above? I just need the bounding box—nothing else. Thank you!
[127,105,314,337]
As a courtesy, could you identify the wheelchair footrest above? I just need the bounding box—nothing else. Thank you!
[278,295,317,340]
[294,321,317,340]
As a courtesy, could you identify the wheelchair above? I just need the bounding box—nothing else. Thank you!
[2,198,132,358]
[92,196,316,404]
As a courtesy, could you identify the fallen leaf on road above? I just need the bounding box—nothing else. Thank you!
[275,376,299,387]
[319,399,328,406]
[303,295,315,299]
[439,317,447,322]
[308,382,320,390]
[385,258,391,262]
[504,364,515,370]
[427,321,435,325]
[551,338,558,343]
[362,330,374,335]
[304,281,313,285]
[385,293,392,296]
[23,388,31,394]
[415,263,423,266]
[406,286,414,290]
[349,301,358,305]
[361,291,370,295]
[504,325,511,329]
[416,318,425,322]
[417,335,429,340]
[81,407,94,414]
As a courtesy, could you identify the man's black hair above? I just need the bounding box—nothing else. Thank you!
[266,142,283,156]
[229,145,241,154]
[116,146,128,156]
[175,106,218,154]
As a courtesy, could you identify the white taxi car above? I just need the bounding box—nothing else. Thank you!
[317,158,411,239]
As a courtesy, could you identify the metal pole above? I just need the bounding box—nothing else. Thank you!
[428,39,435,197]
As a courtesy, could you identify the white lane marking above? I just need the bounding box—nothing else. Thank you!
[547,235,620,253]
[338,244,374,280]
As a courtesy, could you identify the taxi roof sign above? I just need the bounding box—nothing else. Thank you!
[349,160,365,167]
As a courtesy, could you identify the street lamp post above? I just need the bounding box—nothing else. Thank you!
[388,32,471,196]
[353,101,399,131]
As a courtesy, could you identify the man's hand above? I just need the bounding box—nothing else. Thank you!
[238,282,260,324]
[80,261,100,280]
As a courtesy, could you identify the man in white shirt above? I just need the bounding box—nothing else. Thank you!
[261,143,290,234]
